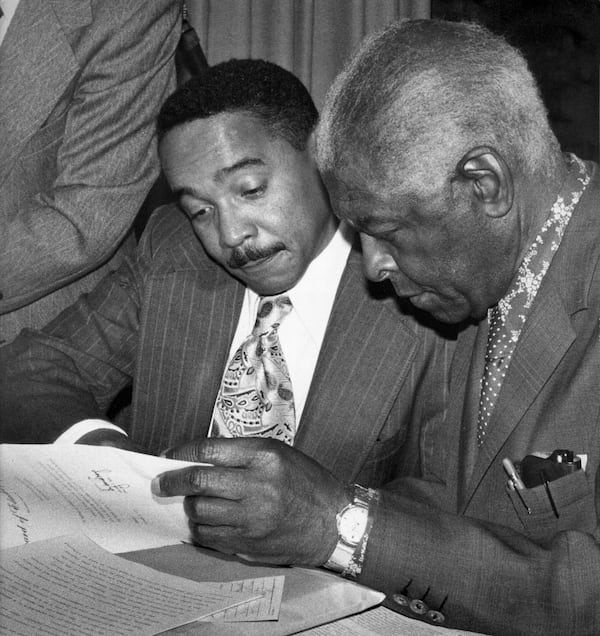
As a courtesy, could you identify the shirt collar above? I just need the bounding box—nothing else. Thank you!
[246,222,354,342]
[0,0,20,46]
[0,0,20,22]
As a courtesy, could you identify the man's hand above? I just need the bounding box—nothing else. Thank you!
[76,428,145,453]
[152,437,351,566]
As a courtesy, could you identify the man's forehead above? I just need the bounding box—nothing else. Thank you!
[324,172,370,202]
[327,186,397,229]
[326,176,419,233]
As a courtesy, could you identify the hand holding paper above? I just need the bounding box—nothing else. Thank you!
[153,437,351,565]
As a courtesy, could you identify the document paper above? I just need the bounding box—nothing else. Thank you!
[204,576,284,622]
[0,534,261,636]
[0,444,199,553]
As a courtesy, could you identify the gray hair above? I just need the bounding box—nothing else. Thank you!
[316,20,562,198]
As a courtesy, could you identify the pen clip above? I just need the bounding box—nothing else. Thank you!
[502,457,531,514]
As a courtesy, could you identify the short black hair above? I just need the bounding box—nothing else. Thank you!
[157,59,318,151]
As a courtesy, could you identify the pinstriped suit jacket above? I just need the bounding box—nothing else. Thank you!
[0,0,180,343]
[0,205,453,486]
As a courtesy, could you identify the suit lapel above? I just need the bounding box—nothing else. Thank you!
[460,283,576,512]
[0,0,90,185]
[134,260,245,450]
[296,249,420,482]
[441,322,481,511]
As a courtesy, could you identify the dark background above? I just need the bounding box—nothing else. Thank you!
[431,0,600,162]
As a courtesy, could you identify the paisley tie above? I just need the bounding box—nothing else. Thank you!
[211,295,296,445]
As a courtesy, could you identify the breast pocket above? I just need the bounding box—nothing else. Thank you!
[507,470,595,543]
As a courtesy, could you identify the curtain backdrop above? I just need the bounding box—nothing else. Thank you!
[185,0,430,110]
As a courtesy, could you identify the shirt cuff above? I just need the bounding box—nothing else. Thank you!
[53,420,128,445]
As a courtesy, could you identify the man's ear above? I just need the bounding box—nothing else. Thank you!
[457,146,513,218]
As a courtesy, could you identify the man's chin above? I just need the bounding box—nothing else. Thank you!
[236,268,299,297]
[409,293,470,324]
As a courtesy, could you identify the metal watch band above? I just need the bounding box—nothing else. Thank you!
[324,484,379,576]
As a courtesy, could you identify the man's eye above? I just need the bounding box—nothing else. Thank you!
[241,184,266,198]
[369,226,399,240]
[189,205,213,219]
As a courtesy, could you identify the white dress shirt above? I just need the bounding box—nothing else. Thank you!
[55,223,354,444]
[0,0,20,46]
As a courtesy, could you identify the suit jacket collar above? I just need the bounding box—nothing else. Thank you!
[457,161,600,511]
[0,0,91,185]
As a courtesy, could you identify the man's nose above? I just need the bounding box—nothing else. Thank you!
[360,234,398,282]
[218,207,256,248]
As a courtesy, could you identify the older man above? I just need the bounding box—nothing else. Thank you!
[315,19,600,635]
[0,59,449,575]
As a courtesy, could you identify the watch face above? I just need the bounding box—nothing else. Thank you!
[338,505,369,545]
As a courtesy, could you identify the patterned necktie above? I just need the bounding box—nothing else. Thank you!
[476,154,591,447]
[476,306,512,446]
[211,295,296,445]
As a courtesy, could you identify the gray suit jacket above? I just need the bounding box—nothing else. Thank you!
[359,160,600,634]
[0,0,180,342]
[0,205,452,486]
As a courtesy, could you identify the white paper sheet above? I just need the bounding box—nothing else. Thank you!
[205,576,284,622]
[0,535,262,636]
[0,444,201,553]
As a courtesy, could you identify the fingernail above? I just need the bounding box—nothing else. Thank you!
[151,475,163,496]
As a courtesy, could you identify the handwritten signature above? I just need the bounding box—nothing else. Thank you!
[88,469,130,494]
[1,485,30,543]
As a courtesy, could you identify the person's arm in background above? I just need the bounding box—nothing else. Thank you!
[0,0,180,312]
[0,212,155,444]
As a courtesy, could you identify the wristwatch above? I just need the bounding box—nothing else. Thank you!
[324,484,373,573]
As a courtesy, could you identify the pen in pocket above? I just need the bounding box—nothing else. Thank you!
[502,457,531,514]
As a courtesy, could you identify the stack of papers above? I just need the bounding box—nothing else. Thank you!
[0,444,385,636]
[0,444,285,635]
[1,534,279,635]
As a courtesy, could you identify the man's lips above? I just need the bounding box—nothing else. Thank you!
[239,253,277,269]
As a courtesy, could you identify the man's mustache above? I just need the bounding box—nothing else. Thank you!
[227,243,286,269]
